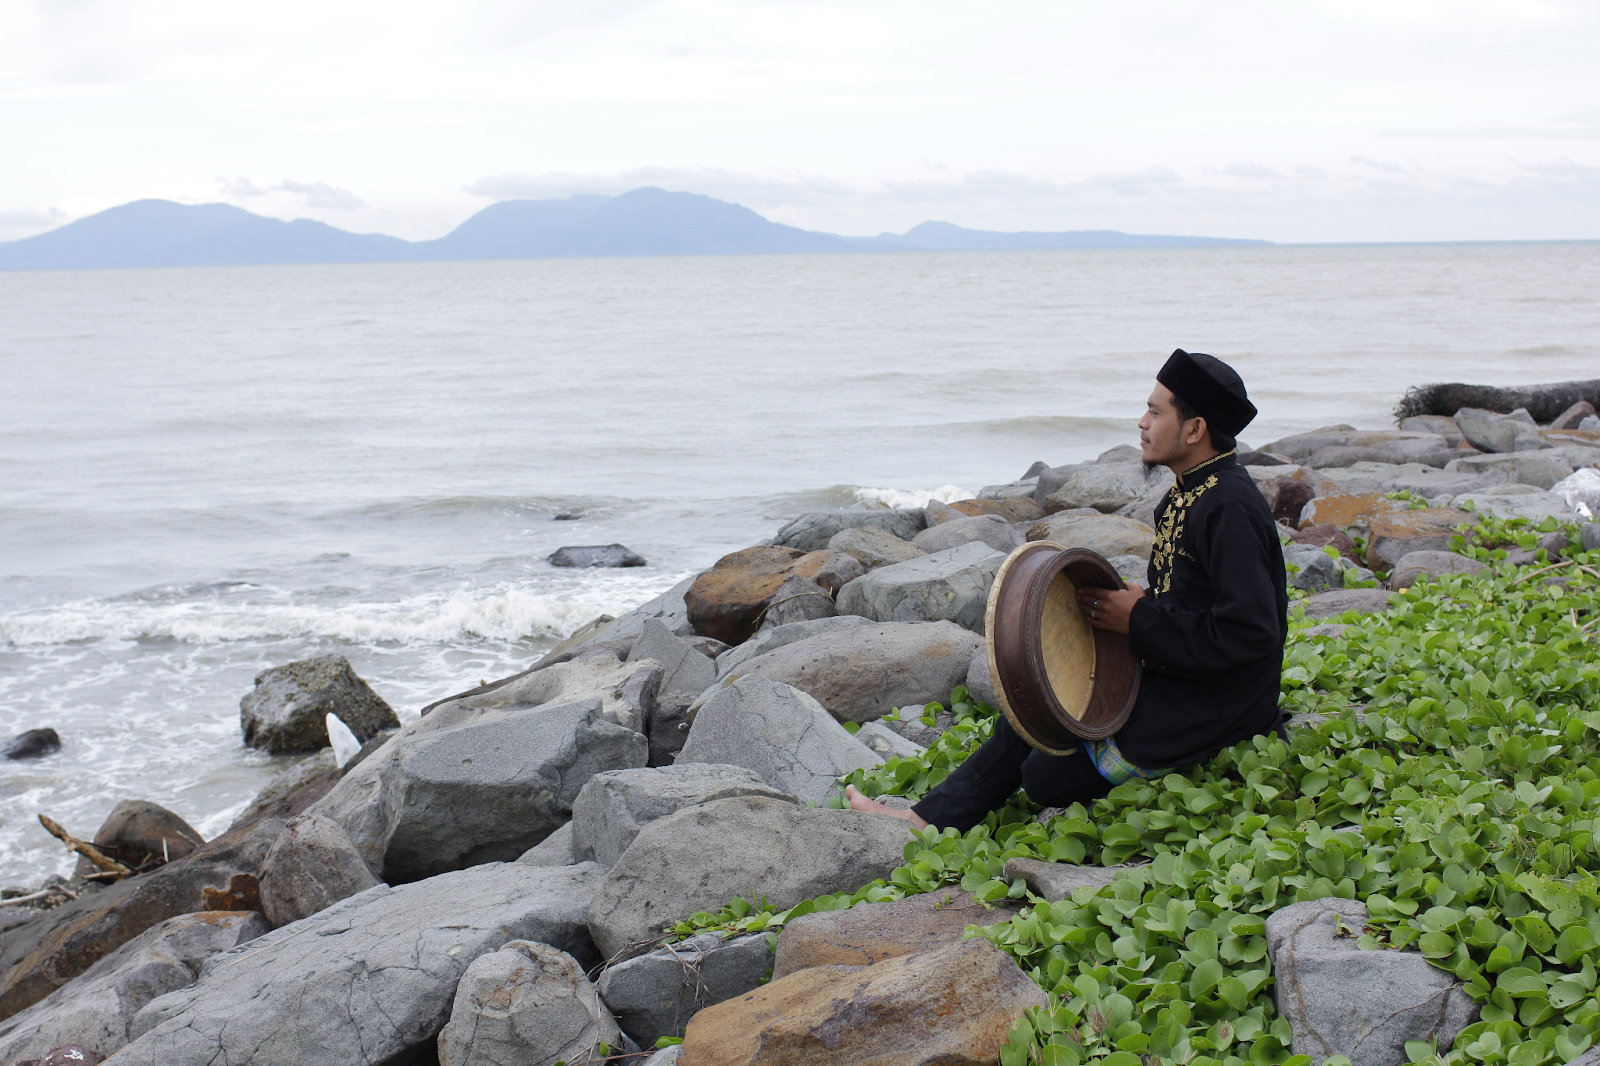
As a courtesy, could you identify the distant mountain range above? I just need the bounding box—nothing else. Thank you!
[0,188,1269,270]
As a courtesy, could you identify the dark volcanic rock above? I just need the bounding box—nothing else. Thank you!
[549,544,648,568]
[239,656,399,755]
[74,801,204,879]
[17,1046,107,1066]
[4,730,61,760]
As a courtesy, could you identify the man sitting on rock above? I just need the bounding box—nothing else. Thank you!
[848,349,1288,830]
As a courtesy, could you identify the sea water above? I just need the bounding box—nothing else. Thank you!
[2,242,1598,885]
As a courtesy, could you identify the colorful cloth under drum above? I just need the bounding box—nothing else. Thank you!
[1082,736,1173,785]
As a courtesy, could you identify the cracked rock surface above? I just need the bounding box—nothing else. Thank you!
[436,940,619,1066]
[674,678,880,804]
[1266,897,1478,1066]
[0,911,267,1063]
[110,862,605,1066]
[585,795,912,961]
[571,764,794,868]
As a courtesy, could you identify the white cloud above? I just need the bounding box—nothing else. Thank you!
[217,176,266,197]
[274,180,366,211]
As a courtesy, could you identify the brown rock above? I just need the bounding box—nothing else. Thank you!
[0,818,283,1021]
[1291,524,1361,564]
[681,938,1047,1066]
[1387,550,1489,590]
[1296,493,1396,531]
[773,887,1008,980]
[73,801,204,880]
[1298,588,1397,621]
[946,498,1045,524]
[1263,476,1316,526]
[1365,507,1477,570]
[1551,400,1598,431]
[685,546,810,645]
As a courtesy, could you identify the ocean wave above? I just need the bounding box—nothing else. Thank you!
[0,576,687,647]
[852,484,974,509]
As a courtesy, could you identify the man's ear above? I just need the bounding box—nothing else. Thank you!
[1186,416,1209,447]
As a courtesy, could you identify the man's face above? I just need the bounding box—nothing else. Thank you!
[1139,383,1194,465]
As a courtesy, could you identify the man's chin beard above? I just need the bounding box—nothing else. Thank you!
[1143,460,1161,479]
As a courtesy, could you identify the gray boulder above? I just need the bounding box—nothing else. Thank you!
[549,544,648,568]
[309,654,656,882]
[1044,461,1173,513]
[882,704,957,748]
[641,1047,683,1066]
[585,796,914,960]
[522,575,702,677]
[676,678,880,803]
[724,620,981,723]
[0,911,269,1064]
[436,940,620,1066]
[1552,468,1600,519]
[1283,543,1342,594]
[964,645,998,708]
[240,655,399,754]
[856,720,927,760]
[827,526,927,569]
[1387,550,1489,590]
[755,572,838,630]
[116,862,606,1066]
[571,764,794,867]
[714,615,872,678]
[1001,858,1118,902]
[258,813,380,927]
[772,510,926,553]
[1445,451,1573,490]
[1453,486,1580,522]
[1298,588,1397,621]
[1585,523,1600,552]
[516,822,574,866]
[1454,406,1551,453]
[911,514,1021,555]
[835,541,1005,633]
[1107,554,1148,584]
[1024,512,1156,559]
[1399,414,1466,447]
[975,476,1040,501]
[628,619,717,766]
[597,932,774,1046]
[1267,898,1478,1066]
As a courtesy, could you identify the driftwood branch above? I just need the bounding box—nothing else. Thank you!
[37,814,133,878]
[0,885,76,908]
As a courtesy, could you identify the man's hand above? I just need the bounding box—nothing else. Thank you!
[1076,583,1144,635]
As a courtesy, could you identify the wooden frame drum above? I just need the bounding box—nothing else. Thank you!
[983,543,1141,753]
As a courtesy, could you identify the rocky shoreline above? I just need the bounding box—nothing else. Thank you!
[2,394,1600,1066]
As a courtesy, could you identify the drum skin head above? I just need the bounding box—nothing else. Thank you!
[984,542,1142,753]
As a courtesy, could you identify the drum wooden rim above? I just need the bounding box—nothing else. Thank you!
[984,542,1142,752]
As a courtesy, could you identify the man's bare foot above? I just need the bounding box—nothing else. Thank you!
[845,784,930,830]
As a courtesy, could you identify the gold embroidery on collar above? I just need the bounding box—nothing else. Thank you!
[1176,448,1235,488]
[1149,473,1220,595]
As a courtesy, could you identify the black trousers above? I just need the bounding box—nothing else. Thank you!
[910,717,1113,833]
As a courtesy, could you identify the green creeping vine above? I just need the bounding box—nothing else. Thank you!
[669,512,1600,1066]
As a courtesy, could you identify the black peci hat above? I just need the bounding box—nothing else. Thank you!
[1156,349,1257,438]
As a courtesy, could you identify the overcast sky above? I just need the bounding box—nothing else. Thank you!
[3,0,1597,243]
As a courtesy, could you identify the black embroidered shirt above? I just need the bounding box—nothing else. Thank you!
[1119,451,1288,769]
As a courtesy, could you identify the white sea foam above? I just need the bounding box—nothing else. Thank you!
[852,484,974,509]
[0,574,687,647]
